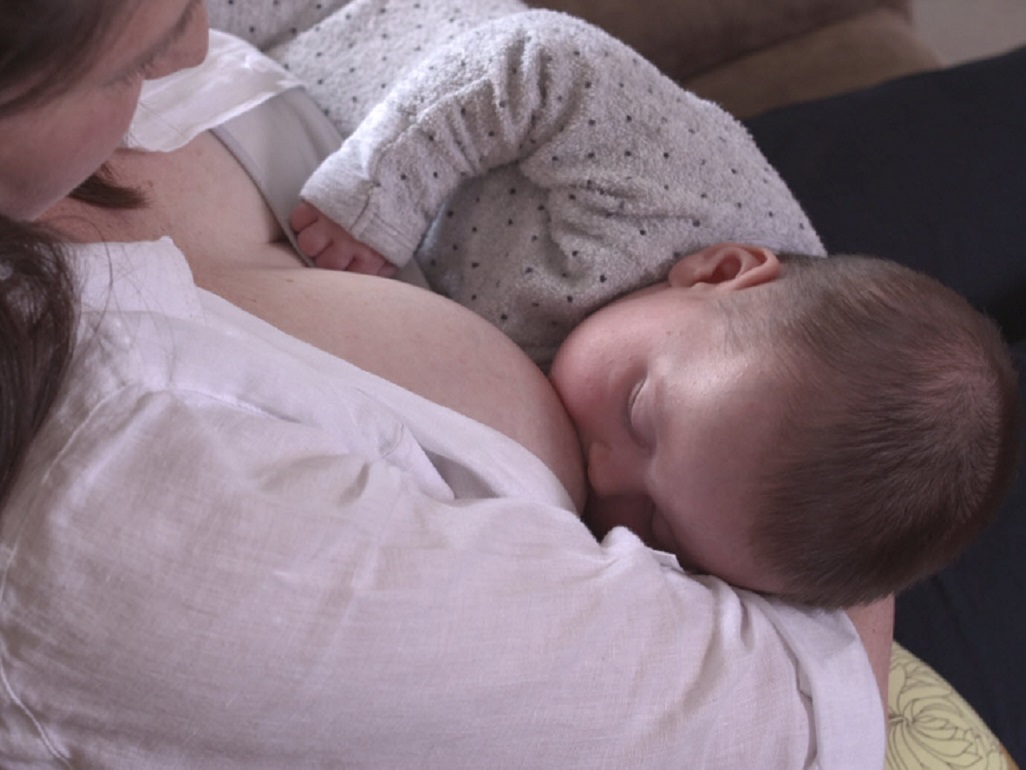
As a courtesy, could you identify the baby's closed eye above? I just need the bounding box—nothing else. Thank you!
[626,377,652,448]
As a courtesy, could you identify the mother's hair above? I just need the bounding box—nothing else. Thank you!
[0,217,77,509]
[0,0,138,116]
[0,0,144,511]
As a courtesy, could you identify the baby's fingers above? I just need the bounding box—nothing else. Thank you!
[289,200,319,232]
[348,248,398,278]
[313,244,357,272]
[295,219,338,262]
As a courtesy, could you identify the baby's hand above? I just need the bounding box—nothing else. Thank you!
[290,201,398,277]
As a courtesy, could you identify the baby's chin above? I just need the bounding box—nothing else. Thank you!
[547,315,604,387]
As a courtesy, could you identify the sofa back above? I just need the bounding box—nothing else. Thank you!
[528,0,910,81]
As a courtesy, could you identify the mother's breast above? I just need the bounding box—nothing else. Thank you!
[200,263,587,512]
[45,132,586,510]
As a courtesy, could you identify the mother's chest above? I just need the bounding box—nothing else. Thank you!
[48,132,294,274]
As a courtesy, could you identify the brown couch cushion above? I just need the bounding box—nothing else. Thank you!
[528,0,911,80]
[684,6,940,117]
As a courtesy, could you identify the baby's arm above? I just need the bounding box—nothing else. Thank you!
[290,201,397,276]
[299,10,611,269]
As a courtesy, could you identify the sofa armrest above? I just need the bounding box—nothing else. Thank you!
[684,6,940,117]
[527,0,912,82]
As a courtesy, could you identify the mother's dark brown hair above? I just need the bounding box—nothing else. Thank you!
[0,0,135,115]
[0,217,77,507]
[0,0,142,508]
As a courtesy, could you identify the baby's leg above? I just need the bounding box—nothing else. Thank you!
[206,0,352,51]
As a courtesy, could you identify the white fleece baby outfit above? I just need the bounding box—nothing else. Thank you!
[220,2,824,367]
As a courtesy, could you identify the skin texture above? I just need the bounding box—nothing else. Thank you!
[42,132,588,513]
[0,0,210,221]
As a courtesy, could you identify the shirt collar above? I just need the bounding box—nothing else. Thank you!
[71,236,204,321]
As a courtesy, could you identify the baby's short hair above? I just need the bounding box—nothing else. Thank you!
[725,253,1019,608]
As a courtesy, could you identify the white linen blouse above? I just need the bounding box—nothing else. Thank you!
[0,239,883,769]
[0,22,883,770]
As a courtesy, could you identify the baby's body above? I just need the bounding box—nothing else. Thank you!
[291,9,1017,608]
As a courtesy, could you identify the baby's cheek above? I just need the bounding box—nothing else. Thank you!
[584,443,615,493]
[586,443,638,497]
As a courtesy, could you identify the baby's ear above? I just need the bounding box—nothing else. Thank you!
[667,243,781,293]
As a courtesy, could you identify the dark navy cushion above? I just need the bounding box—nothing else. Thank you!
[747,47,1026,765]
[747,45,1026,341]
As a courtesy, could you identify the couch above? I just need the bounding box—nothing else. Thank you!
[211,0,1025,766]
[529,0,941,117]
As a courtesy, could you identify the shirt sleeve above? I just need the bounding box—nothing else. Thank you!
[300,10,637,266]
[1,386,883,769]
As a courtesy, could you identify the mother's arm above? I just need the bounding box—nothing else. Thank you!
[848,597,895,715]
[8,376,884,768]
[205,254,895,717]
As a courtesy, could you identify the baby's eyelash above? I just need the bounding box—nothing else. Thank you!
[626,379,648,447]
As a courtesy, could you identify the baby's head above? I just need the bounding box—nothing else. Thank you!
[550,243,1020,607]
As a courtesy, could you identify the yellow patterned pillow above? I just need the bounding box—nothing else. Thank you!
[887,643,1017,770]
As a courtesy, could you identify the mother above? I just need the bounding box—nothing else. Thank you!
[1,1,891,767]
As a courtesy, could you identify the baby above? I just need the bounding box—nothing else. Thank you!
[289,9,1020,607]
